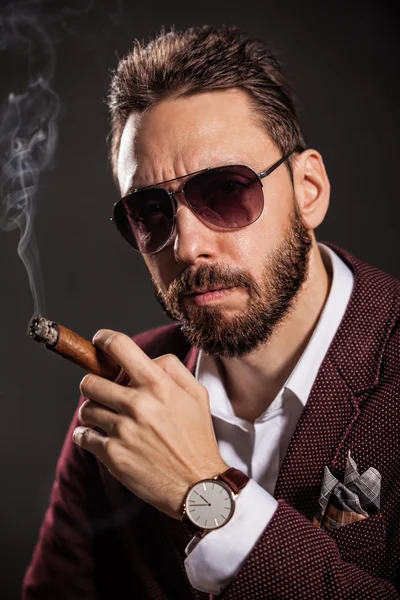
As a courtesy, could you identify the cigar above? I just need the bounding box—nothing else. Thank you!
[28,316,128,383]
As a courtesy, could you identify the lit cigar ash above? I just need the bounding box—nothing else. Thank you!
[28,316,125,381]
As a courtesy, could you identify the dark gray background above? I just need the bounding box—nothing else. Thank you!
[1,1,399,598]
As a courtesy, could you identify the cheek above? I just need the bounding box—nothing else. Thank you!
[253,187,294,247]
[142,254,160,285]
[143,252,178,292]
[230,210,286,262]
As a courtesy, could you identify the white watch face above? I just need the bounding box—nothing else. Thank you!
[185,479,235,530]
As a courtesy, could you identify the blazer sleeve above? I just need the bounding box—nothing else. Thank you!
[216,500,399,599]
[21,398,100,600]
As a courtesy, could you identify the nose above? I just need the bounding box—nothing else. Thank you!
[172,195,217,265]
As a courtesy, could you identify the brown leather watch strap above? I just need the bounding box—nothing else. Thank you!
[216,467,249,494]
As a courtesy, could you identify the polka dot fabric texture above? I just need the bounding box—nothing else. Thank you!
[22,243,400,600]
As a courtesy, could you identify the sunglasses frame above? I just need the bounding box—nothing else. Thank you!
[112,151,294,254]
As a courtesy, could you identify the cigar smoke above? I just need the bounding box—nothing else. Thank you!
[0,0,123,320]
[0,2,60,317]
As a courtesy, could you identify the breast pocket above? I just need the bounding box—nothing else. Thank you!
[327,513,386,576]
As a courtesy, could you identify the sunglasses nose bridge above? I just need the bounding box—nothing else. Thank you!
[169,188,185,200]
[169,188,192,215]
[169,189,195,227]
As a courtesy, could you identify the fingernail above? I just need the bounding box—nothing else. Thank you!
[92,330,101,344]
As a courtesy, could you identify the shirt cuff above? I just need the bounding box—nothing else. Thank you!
[184,478,278,595]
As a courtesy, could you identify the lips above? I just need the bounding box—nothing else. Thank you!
[185,285,231,296]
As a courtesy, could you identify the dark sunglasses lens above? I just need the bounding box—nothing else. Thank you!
[114,188,174,253]
[184,165,263,228]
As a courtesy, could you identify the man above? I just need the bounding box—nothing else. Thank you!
[22,24,400,599]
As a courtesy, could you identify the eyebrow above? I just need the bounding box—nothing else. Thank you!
[124,157,255,196]
[126,166,211,195]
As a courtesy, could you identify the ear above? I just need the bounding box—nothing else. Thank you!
[292,149,330,230]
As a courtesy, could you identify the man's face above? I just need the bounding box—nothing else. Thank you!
[117,89,312,357]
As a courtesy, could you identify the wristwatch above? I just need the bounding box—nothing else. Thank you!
[182,467,249,538]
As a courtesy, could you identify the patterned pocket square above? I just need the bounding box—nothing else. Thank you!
[312,451,381,531]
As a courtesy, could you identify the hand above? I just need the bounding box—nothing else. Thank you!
[73,329,229,520]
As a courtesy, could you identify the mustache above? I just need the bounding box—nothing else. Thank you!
[166,263,260,299]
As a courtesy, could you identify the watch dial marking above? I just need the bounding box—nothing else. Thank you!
[187,481,233,529]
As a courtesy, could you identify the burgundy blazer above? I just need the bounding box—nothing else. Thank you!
[22,243,400,599]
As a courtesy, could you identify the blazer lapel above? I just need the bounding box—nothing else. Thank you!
[275,242,398,519]
[183,345,199,377]
[274,360,359,520]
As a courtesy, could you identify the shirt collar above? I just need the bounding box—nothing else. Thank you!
[283,243,353,406]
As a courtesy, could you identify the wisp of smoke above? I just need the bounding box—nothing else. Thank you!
[0,2,59,317]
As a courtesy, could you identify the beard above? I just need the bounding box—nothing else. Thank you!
[152,207,312,358]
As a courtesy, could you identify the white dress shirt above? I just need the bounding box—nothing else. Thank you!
[184,243,354,595]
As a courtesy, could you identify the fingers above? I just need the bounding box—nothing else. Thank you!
[153,353,207,400]
[91,330,201,400]
[80,373,128,413]
[87,331,208,411]
[92,329,165,386]
[73,425,109,459]
[78,399,120,436]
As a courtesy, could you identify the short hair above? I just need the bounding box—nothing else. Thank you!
[107,24,307,188]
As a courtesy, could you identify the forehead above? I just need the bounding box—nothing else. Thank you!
[117,89,276,194]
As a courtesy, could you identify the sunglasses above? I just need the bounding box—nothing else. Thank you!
[112,151,294,254]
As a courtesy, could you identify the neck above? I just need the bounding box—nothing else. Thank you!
[218,241,332,423]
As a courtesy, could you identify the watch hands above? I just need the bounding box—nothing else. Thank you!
[190,503,210,506]
[199,494,211,505]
